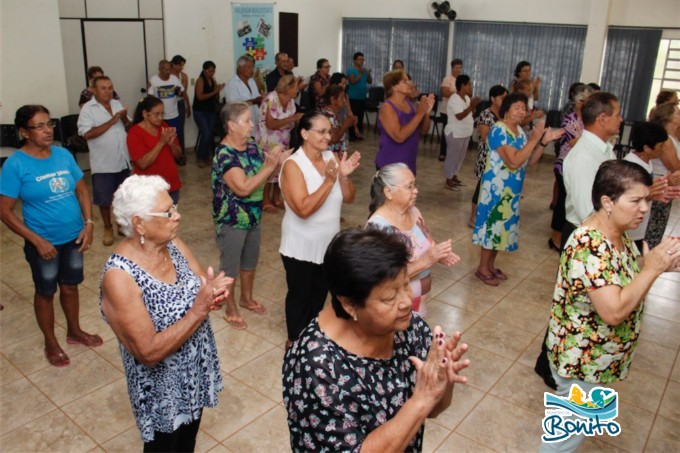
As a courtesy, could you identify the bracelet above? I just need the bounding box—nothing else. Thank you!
[84,218,95,225]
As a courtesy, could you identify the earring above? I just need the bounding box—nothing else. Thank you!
[353,313,358,322]
[140,234,145,245]
[607,210,611,218]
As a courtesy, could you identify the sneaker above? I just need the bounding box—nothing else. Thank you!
[452,176,466,186]
[103,227,114,246]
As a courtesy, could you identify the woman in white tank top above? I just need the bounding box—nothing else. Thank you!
[279,111,361,347]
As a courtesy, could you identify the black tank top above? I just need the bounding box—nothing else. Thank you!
[192,76,218,112]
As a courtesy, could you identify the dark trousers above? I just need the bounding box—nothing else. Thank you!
[193,110,217,161]
[439,113,448,157]
[143,414,201,453]
[550,170,567,232]
[535,220,577,389]
[176,100,186,151]
[281,254,328,341]
[349,99,366,139]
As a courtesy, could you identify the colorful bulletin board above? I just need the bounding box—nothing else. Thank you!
[231,3,275,70]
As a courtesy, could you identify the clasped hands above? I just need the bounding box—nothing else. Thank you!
[429,239,461,267]
[409,327,470,409]
[197,266,233,314]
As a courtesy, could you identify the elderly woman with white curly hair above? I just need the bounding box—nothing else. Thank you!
[100,174,232,452]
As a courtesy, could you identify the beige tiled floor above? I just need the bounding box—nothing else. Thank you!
[1,133,679,452]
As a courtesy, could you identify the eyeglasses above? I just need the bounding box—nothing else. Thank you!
[392,183,418,191]
[147,204,179,218]
[309,129,331,136]
[25,120,57,131]
[322,65,331,69]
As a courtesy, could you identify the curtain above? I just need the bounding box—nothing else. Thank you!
[453,21,587,111]
[341,19,449,94]
[601,27,662,122]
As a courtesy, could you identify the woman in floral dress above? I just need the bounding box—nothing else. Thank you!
[257,75,303,211]
[542,160,680,452]
[472,93,563,285]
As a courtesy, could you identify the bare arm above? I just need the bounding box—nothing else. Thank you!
[379,103,427,144]
[279,159,335,219]
[265,110,302,131]
[441,85,453,99]
[0,195,57,258]
[101,257,231,367]
[589,237,680,325]
[73,179,94,251]
[660,138,680,172]
[222,146,286,197]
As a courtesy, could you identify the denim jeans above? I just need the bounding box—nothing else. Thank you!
[193,110,217,161]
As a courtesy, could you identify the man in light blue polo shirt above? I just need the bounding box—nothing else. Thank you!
[347,52,372,141]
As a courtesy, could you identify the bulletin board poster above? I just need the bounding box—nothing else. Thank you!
[231,3,275,70]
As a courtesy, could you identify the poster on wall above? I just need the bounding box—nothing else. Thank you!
[231,3,275,71]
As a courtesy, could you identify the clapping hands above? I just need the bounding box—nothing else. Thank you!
[197,266,233,314]
[409,327,470,409]
[339,151,361,177]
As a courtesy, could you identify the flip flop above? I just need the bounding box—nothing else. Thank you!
[239,301,267,315]
[224,315,247,330]
[273,200,285,209]
[475,270,499,286]
[66,333,103,348]
[262,203,276,213]
[44,349,70,368]
[493,268,508,280]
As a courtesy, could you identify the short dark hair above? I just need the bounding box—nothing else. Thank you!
[592,160,652,211]
[582,92,618,126]
[324,84,345,104]
[202,60,216,71]
[316,58,329,69]
[171,55,186,65]
[324,227,411,319]
[499,92,528,118]
[329,72,346,85]
[451,58,463,67]
[514,60,531,78]
[87,66,104,80]
[455,74,471,92]
[133,95,163,124]
[587,82,601,91]
[630,122,668,152]
[353,52,364,61]
[15,105,50,130]
[489,85,508,100]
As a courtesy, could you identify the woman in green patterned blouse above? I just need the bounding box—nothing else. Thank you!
[542,160,680,452]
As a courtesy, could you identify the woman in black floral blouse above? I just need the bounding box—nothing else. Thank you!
[282,227,470,452]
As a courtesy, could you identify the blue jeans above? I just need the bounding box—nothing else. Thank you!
[193,110,217,161]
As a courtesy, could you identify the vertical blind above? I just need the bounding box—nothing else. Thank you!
[342,19,449,95]
[452,21,587,111]
[601,27,662,121]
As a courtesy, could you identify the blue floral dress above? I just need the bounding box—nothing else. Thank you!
[282,314,432,452]
[472,122,528,251]
[100,242,223,442]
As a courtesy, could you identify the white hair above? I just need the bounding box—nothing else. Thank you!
[112,175,170,237]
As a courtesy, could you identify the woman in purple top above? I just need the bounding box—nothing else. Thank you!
[375,70,434,175]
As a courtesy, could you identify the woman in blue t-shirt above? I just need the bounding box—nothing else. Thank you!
[0,105,102,368]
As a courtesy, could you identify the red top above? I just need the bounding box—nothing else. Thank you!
[127,122,181,192]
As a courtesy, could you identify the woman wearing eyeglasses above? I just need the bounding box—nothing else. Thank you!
[0,105,101,368]
[100,175,231,451]
[279,111,361,347]
[367,163,460,316]
[127,96,183,204]
[309,58,331,110]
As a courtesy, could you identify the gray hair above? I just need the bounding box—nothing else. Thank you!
[220,101,252,135]
[369,163,410,216]
[236,55,253,73]
[112,175,170,237]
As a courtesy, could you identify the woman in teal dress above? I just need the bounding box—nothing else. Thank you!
[472,93,563,285]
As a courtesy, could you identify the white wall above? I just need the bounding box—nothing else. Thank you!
[0,0,70,122]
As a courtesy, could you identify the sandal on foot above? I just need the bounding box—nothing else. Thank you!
[224,315,247,330]
[262,203,276,212]
[475,270,499,286]
[66,333,103,348]
[273,200,285,209]
[492,268,508,280]
[45,349,70,368]
[239,301,267,315]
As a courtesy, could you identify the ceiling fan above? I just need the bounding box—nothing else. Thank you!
[428,1,457,21]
